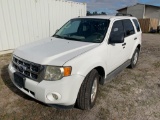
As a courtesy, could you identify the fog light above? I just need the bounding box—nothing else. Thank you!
[46,92,61,101]
[52,94,58,100]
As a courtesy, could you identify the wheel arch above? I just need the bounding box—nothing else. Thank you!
[94,66,105,85]
[137,44,141,51]
[129,44,141,59]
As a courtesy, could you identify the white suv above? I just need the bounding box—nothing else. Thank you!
[8,15,142,110]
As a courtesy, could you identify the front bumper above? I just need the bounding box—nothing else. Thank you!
[8,63,84,106]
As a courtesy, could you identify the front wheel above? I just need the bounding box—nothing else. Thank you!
[76,69,99,110]
[129,48,139,69]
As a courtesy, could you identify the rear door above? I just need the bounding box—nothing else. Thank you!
[122,19,136,59]
[132,19,142,44]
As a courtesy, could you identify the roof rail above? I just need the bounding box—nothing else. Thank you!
[116,13,132,16]
[87,14,107,16]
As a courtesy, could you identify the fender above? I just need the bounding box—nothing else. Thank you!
[129,40,141,59]
[75,60,106,78]
[64,54,107,78]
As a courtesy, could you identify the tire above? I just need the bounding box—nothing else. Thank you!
[128,48,139,69]
[76,69,99,110]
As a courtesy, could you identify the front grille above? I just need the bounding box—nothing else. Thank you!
[12,56,44,81]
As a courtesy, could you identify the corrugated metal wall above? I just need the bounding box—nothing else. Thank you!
[145,6,160,25]
[127,4,145,19]
[0,0,86,51]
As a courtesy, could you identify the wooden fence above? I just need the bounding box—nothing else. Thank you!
[138,18,159,33]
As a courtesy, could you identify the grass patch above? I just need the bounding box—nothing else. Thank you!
[154,112,160,119]
[153,61,160,68]
[98,86,108,100]
[0,53,11,57]
[97,107,110,120]
[0,84,4,91]
[117,85,131,95]
[1,34,160,120]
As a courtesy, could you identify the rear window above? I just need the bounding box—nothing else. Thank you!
[123,19,135,37]
[133,19,140,32]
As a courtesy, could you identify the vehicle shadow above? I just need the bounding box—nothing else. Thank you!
[1,64,33,100]
[1,64,80,109]
[1,64,48,107]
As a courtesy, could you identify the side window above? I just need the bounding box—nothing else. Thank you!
[133,19,140,32]
[123,19,135,37]
[109,20,124,42]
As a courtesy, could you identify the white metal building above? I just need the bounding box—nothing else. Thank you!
[0,0,86,52]
[117,3,160,24]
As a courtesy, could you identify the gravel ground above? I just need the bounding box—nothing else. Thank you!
[0,33,160,120]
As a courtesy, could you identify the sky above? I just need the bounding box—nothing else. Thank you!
[71,0,160,14]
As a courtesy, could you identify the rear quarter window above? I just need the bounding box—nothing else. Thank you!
[133,19,141,32]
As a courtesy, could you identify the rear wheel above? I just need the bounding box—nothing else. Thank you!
[76,69,99,110]
[129,48,139,69]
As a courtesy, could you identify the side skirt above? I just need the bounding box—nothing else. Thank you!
[103,59,131,84]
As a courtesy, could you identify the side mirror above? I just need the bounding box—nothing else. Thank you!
[109,32,124,44]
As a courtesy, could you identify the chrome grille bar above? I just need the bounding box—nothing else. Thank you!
[12,56,44,81]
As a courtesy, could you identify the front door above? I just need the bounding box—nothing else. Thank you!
[107,20,128,73]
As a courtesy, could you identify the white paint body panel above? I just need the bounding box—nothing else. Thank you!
[0,0,86,51]
[14,37,99,66]
[8,16,142,106]
[8,63,85,105]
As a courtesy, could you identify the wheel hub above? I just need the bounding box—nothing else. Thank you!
[133,52,138,65]
[91,78,98,103]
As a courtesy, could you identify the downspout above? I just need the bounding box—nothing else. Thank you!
[158,10,160,25]
[143,4,145,18]
[156,10,160,25]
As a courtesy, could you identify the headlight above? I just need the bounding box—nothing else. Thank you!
[44,66,72,81]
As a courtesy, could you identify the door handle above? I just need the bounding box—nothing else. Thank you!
[122,43,126,46]
[134,37,137,40]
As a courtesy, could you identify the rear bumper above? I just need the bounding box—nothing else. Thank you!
[8,63,84,106]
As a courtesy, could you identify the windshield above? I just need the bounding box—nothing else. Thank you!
[53,18,110,43]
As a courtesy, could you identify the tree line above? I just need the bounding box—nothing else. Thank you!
[87,11,107,16]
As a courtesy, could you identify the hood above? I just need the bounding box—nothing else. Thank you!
[14,37,100,66]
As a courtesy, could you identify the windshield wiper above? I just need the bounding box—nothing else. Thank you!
[53,35,65,39]
[63,37,81,41]
[53,35,81,41]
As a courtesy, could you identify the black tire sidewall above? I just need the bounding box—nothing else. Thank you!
[89,71,99,108]
[131,48,139,68]
[76,69,100,110]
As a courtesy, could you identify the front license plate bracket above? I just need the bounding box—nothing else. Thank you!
[14,72,26,88]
